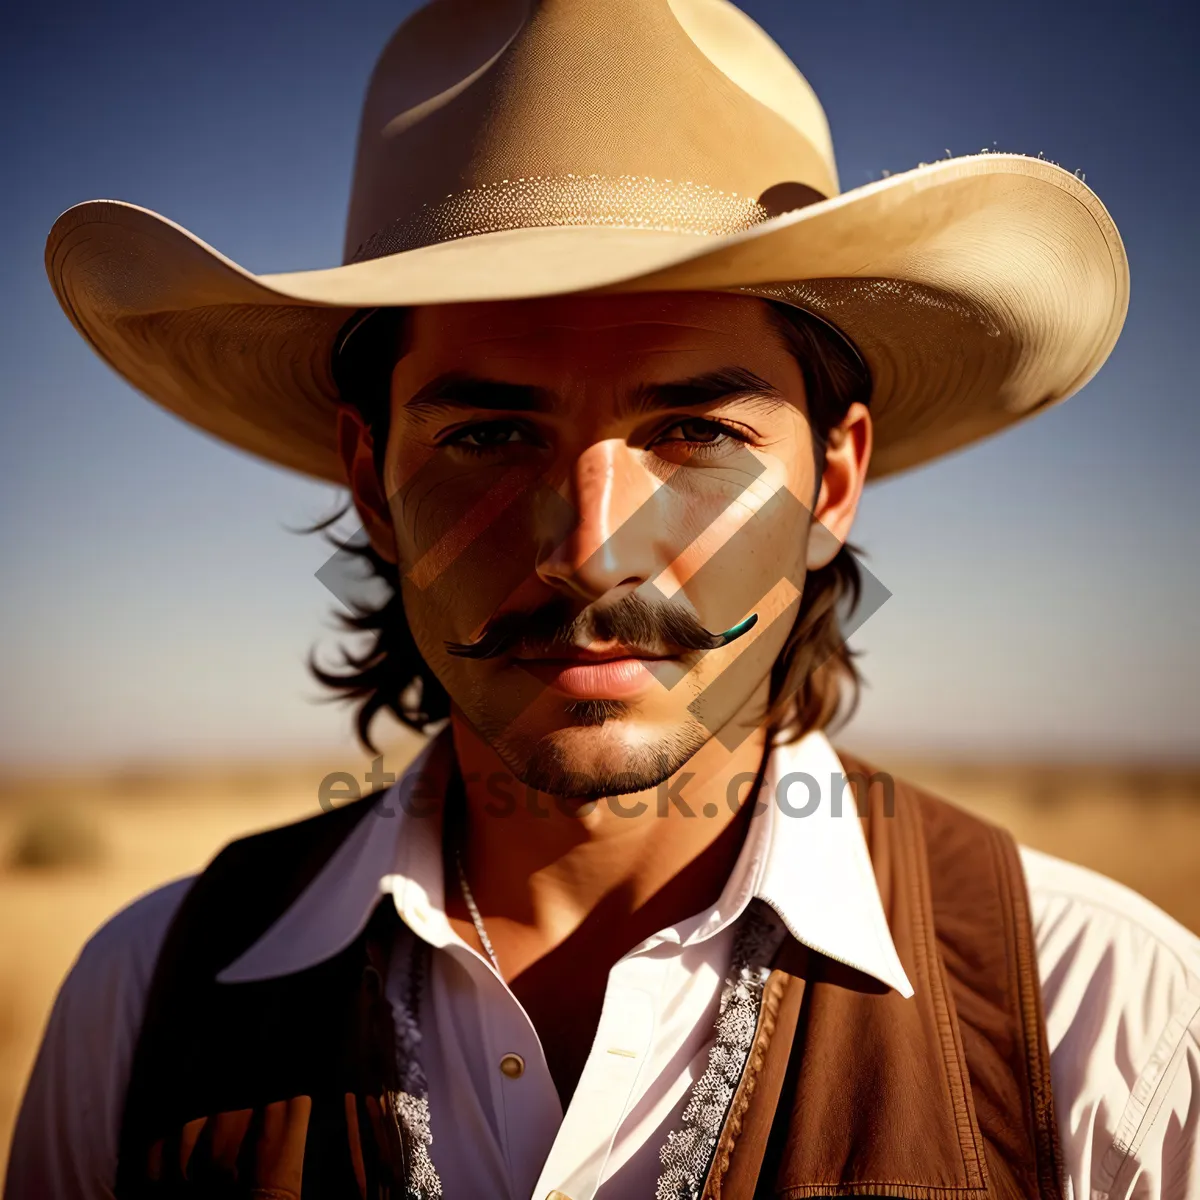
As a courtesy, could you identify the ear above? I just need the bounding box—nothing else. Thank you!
[336,405,399,565]
[807,401,872,570]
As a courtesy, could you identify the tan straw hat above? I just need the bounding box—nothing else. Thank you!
[44,0,1128,483]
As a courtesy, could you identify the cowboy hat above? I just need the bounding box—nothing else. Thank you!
[44,0,1128,483]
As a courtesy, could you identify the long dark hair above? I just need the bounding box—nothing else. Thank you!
[309,300,872,754]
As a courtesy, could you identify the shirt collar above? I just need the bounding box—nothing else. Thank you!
[218,725,912,997]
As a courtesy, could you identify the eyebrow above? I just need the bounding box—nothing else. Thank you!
[401,365,789,419]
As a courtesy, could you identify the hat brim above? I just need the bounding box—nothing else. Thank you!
[45,153,1127,483]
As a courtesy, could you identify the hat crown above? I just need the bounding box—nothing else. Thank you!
[344,0,839,263]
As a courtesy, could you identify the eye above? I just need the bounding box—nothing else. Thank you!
[441,420,540,453]
[652,417,752,455]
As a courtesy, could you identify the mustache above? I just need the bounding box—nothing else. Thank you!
[444,591,757,660]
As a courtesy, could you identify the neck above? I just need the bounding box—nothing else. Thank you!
[444,711,772,977]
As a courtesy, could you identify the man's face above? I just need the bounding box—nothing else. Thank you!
[344,291,868,799]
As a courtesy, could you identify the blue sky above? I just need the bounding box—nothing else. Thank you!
[1,0,1196,767]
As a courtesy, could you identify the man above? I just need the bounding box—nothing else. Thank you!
[8,1,1198,1198]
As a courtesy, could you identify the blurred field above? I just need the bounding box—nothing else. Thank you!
[1,739,1198,1176]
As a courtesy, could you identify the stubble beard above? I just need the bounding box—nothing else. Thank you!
[466,697,714,802]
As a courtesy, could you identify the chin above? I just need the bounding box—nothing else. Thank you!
[497,710,712,801]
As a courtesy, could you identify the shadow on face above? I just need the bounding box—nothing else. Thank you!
[345,291,858,799]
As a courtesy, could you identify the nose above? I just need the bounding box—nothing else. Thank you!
[535,440,665,603]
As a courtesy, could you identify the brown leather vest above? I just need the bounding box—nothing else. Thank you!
[114,752,1064,1199]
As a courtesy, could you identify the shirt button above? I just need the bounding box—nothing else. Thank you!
[498,1052,525,1079]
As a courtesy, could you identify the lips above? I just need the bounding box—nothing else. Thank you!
[512,645,670,699]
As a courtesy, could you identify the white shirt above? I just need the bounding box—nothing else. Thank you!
[6,730,1200,1200]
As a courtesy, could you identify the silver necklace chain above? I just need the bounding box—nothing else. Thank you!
[455,847,502,975]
